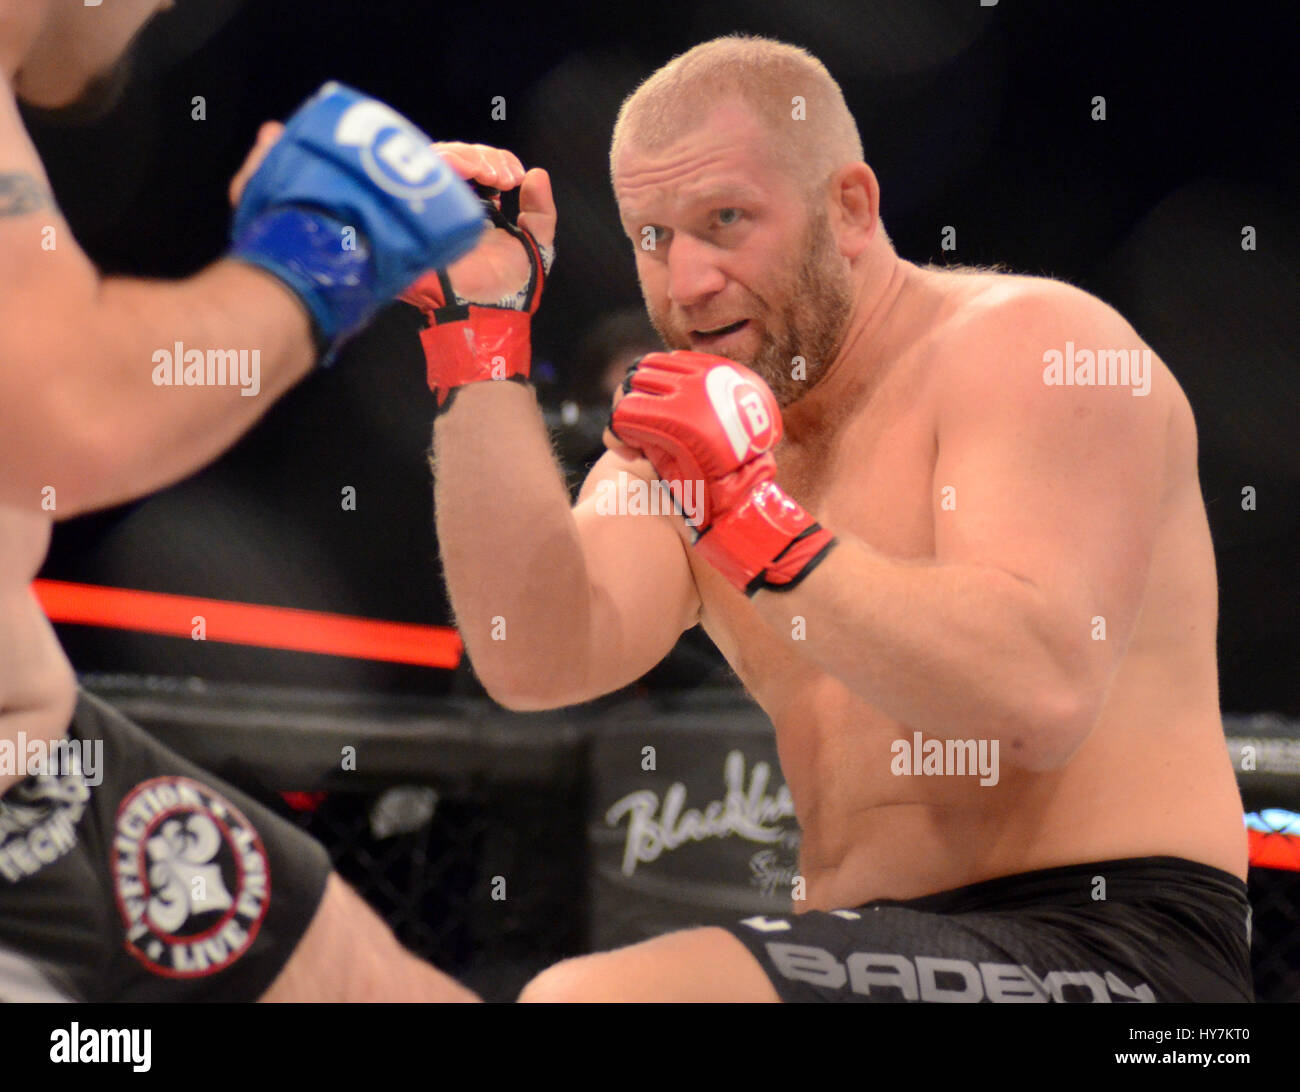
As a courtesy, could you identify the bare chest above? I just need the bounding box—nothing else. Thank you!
[692,372,939,700]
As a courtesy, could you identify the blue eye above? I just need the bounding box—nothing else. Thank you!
[637,225,669,251]
[716,208,741,226]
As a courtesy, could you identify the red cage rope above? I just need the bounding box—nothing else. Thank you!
[32,579,463,669]
[1248,827,1300,872]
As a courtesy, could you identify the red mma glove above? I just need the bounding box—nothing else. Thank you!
[400,185,552,411]
[610,351,837,596]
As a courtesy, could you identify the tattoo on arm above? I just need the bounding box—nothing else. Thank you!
[0,172,51,217]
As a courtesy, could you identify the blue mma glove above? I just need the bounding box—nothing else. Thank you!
[229,81,486,357]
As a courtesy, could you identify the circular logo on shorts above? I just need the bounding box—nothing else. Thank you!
[334,99,453,207]
[111,776,271,979]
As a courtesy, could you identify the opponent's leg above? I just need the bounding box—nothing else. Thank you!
[39,691,479,1003]
[259,874,479,1002]
[517,927,780,1002]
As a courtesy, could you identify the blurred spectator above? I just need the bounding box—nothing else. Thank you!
[570,308,664,405]
[545,308,663,492]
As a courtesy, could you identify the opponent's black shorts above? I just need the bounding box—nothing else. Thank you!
[0,690,331,1001]
[722,857,1253,1002]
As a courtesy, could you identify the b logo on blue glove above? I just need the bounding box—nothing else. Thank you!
[333,98,457,206]
[229,82,486,358]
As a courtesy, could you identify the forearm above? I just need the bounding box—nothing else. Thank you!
[751,534,1101,766]
[22,260,314,514]
[432,381,597,704]
[6,82,489,517]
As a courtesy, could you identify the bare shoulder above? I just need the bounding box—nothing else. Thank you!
[0,70,68,270]
[934,269,1138,357]
[924,268,1186,425]
[0,65,92,356]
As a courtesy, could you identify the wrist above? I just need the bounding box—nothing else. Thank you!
[417,284,534,410]
[434,371,534,417]
[694,479,837,596]
[228,205,376,352]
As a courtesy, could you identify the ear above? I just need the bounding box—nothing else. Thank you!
[828,163,878,260]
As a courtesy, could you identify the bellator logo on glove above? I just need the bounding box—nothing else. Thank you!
[706,364,779,463]
[611,351,837,597]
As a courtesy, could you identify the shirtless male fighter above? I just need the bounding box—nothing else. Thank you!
[409,35,1252,1002]
[0,0,489,1000]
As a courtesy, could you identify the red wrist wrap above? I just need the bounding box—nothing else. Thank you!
[415,292,533,409]
[694,479,837,596]
[401,189,546,412]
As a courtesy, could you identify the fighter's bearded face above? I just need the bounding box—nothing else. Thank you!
[615,100,853,407]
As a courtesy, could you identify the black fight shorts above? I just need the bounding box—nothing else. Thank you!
[722,857,1254,1002]
[0,690,331,1001]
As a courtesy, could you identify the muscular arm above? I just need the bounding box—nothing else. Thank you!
[751,290,1166,769]
[0,84,315,515]
[432,380,699,709]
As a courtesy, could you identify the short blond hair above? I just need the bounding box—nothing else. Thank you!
[610,35,864,197]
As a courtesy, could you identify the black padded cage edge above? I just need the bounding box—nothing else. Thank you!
[79,674,1300,1002]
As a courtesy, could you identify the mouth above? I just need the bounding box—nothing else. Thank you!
[688,319,750,351]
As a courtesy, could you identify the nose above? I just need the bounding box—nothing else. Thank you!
[665,234,726,309]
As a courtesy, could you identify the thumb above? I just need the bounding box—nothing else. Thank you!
[517,167,555,250]
[602,424,646,465]
[603,385,643,461]
[229,121,286,207]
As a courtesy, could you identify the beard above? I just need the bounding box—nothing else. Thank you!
[646,205,853,407]
[20,47,136,127]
